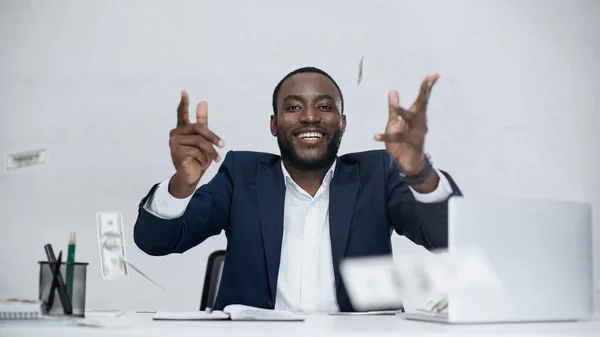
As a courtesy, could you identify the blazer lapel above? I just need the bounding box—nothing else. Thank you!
[329,160,360,294]
[256,160,286,302]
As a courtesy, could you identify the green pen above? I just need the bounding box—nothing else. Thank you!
[66,231,76,302]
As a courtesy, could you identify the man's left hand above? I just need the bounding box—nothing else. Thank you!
[375,74,439,176]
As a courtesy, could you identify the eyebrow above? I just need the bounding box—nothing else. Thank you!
[282,94,336,103]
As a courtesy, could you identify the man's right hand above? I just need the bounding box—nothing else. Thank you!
[168,90,224,199]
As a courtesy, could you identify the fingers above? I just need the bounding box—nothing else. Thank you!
[194,124,225,148]
[177,90,190,126]
[375,132,409,143]
[178,145,212,167]
[171,134,221,163]
[176,92,213,130]
[374,131,423,148]
[171,122,224,147]
[396,106,418,125]
[387,90,400,122]
[415,74,440,110]
[389,90,418,125]
[196,101,209,126]
[388,73,440,125]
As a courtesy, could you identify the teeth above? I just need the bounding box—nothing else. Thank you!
[298,132,323,139]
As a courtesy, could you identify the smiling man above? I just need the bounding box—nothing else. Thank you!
[133,66,462,313]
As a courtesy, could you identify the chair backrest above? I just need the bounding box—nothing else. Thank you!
[200,250,226,310]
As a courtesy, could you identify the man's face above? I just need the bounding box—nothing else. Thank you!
[271,72,346,171]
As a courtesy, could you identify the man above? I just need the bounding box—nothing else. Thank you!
[133,66,462,313]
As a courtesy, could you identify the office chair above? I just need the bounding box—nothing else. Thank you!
[200,250,226,310]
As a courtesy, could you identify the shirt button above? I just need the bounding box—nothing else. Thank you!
[267,300,274,308]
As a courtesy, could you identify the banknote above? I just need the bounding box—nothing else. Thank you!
[339,255,405,311]
[407,246,502,295]
[96,212,129,280]
[357,55,364,85]
[96,212,166,290]
[340,245,501,311]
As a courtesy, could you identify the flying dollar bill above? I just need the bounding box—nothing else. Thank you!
[96,212,129,280]
[340,245,501,311]
[357,54,364,85]
[96,212,167,290]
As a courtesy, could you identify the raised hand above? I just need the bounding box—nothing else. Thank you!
[168,90,224,198]
[375,74,439,175]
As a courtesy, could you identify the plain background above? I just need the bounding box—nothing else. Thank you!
[1,0,598,312]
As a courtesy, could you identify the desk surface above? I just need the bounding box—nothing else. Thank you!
[1,312,599,337]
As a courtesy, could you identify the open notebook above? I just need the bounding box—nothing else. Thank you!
[153,304,304,321]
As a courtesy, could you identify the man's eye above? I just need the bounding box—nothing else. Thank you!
[318,105,332,111]
[286,105,301,111]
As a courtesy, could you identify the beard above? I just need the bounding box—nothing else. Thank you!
[277,129,342,171]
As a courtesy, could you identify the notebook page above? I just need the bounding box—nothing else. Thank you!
[224,305,304,321]
[0,299,42,319]
[328,310,401,315]
[153,310,229,320]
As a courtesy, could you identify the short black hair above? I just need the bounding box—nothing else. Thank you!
[271,66,344,115]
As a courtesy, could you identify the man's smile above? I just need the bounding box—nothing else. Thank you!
[295,130,326,146]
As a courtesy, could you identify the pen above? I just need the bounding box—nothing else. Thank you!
[66,231,76,301]
[44,244,73,314]
[48,251,65,311]
[46,254,58,311]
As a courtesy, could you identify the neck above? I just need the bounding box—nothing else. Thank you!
[282,159,334,196]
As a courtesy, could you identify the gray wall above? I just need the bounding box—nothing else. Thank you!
[1,0,598,312]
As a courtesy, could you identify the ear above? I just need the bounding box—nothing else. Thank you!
[341,114,347,136]
[270,114,277,136]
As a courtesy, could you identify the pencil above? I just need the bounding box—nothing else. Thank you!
[66,231,76,302]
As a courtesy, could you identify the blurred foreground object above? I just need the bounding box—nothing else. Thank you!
[340,245,500,311]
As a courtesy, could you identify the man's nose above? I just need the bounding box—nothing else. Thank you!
[299,106,321,123]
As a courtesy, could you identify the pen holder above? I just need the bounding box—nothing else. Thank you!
[38,261,89,317]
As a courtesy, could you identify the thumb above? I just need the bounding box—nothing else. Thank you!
[388,90,400,122]
[196,101,208,126]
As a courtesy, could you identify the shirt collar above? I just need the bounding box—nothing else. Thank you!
[280,159,337,188]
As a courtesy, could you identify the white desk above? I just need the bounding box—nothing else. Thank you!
[1,312,599,337]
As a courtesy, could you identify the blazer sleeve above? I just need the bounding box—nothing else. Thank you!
[133,151,235,256]
[385,154,463,250]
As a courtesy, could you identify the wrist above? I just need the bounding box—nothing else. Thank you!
[409,169,439,194]
[398,155,426,176]
[399,153,434,187]
[169,173,199,199]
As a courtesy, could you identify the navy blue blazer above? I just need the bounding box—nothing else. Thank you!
[133,150,462,312]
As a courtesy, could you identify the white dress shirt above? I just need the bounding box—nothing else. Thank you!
[144,159,454,313]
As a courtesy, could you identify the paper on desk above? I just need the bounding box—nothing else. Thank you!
[340,245,500,311]
[328,310,401,316]
[153,310,229,320]
[85,309,125,317]
[154,305,303,321]
[77,318,132,330]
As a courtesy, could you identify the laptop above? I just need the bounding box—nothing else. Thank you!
[404,197,594,324]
